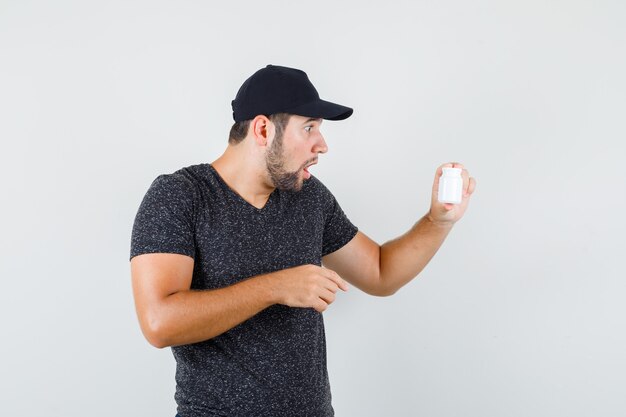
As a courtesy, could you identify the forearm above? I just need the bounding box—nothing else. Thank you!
[146,273,279,348]
[379,213,454,294]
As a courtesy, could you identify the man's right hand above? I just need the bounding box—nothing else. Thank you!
[270,264,349,312]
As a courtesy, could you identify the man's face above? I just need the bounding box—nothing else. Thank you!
[265,115,328,192]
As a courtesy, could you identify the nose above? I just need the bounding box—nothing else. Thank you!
[313,134,328,154]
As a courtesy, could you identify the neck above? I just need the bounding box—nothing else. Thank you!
[210,143,275,209]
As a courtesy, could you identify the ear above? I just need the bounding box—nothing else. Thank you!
[250,115,271,147]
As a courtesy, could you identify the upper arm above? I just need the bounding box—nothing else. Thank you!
[322,231,389,296]
[130,253,194,342]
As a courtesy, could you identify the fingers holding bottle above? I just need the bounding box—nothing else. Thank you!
[430,162,477,224]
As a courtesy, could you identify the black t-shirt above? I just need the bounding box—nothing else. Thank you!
[130,163,358,417]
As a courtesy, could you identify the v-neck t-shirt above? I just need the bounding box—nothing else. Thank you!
[130,163,358,417]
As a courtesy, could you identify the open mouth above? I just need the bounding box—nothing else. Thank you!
[303,160,317,178]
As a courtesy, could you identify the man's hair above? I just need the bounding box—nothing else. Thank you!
[228,113,292,145]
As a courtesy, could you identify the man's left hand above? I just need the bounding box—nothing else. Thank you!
[427,162,477,226]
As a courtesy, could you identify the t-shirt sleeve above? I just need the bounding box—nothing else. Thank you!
[129,174,196,261]
[319,181,359,257]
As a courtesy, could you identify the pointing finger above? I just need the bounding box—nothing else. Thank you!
[322,268,349,292]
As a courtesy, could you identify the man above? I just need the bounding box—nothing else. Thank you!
[130,64,476,417]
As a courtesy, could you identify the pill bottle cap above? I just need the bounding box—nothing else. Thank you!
[442,167,462,176]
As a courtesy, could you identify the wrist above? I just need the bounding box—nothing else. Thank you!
[259,270,284,306]
[426,212,455,228]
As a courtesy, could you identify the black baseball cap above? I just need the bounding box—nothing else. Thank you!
[231,64,353,122]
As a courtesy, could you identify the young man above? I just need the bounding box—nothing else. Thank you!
[130,64,476,417]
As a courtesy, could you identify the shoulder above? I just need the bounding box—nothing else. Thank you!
[140,164,209,212]
[151,163,208,194]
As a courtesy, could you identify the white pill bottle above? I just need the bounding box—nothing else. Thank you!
[438,167,463,204]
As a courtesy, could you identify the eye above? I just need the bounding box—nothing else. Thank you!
[304,125,313,133]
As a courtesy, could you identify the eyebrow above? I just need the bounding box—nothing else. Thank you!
[303,117,323,125]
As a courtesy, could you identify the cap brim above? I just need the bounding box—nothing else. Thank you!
[285,99,353,121]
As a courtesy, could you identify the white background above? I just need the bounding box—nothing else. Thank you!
[1,1,625,416]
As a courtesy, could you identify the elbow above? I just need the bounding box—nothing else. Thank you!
[146,334,170,350]
[371,286,398,297]
[369,274,398,297]
[374,249,397,297]
[141,313,172,349]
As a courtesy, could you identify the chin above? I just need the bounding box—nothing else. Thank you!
[293,181,305,192]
